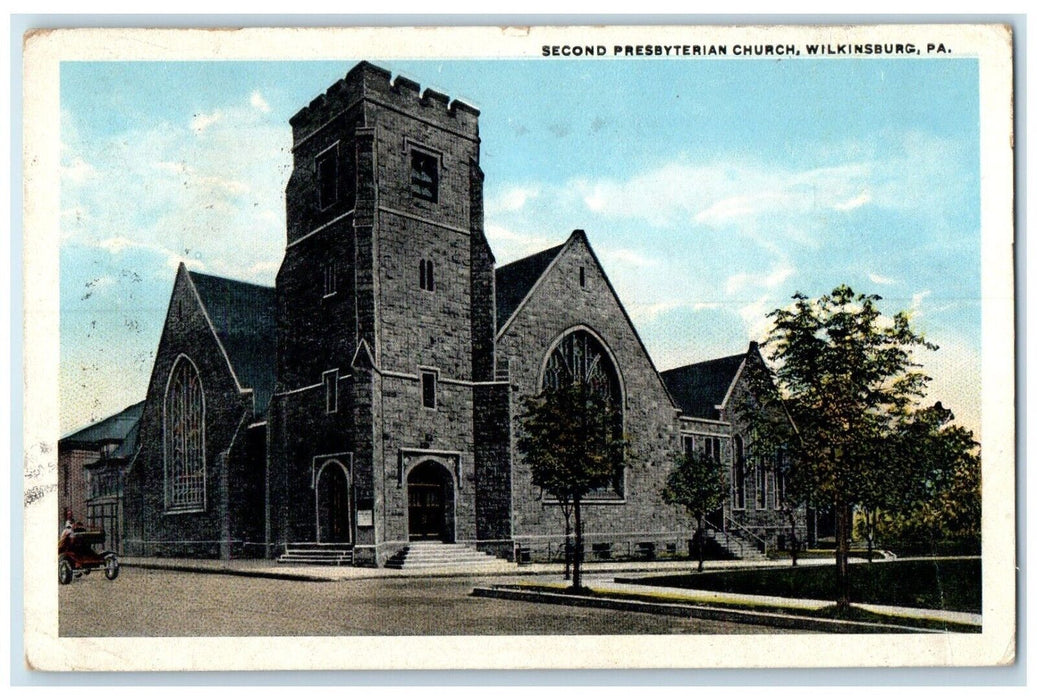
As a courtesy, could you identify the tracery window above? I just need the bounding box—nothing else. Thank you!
[542,330,624,497]
[542,330,620,404]
[164,357,206,511]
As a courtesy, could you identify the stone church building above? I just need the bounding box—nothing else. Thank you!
[65,62,802,566]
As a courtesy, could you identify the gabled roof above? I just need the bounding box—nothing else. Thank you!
[187,270,278,413]
[494,244,565,330]
[60,401,145,447]
[660,352,747,421]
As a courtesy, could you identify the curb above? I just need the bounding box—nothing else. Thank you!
[471,586,944,634]
[124,561,337,582]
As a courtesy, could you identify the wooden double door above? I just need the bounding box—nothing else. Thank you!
[407,461,454,542]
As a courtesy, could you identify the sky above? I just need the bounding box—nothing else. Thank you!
[59,58,981,437]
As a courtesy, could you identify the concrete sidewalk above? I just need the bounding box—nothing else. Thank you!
[121,551,918,582]
[580,576,983,627]
[122,554,981,630]
[121,554,809,582]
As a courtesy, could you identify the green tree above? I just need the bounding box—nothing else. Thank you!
[517,382,626,591]
[662,451,727,571]
[764,285,936,607]
[882,402,981,548]
[733,349,808,566]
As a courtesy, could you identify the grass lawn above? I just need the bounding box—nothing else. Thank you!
[506,583,980,632]
[627,558,981,613]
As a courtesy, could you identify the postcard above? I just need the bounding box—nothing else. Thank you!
[21,24,1014,671]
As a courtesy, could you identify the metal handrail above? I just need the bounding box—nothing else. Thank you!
[723,514,768,554]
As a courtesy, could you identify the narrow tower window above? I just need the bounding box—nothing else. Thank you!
[410,150,439,202]
[579,266,586,288]
[419,259,435,292]
[324,369,339,414]
[322,262,337,297]
[421,371,437,409]
[316,145,338,210]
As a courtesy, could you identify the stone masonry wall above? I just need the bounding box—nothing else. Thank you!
[497,232,686,550]
[129,267,255,558]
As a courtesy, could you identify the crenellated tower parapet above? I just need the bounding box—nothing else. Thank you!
[288,61,480,148]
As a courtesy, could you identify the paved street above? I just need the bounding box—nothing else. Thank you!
[59,567,797,637]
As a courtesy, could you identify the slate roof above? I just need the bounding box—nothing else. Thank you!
[660,352,747,421]
[109,419,140,461]
[188,271,278,414]
[494,244,564,330]
[60,401,145,447]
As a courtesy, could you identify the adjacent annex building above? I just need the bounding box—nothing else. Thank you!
[60,62,803,566]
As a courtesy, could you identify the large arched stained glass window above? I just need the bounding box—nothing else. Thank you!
[542,330,621,403]
[164,357,206,511]
[541,329,624,497]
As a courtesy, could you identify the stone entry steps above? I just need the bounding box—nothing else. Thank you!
[385,542,506,570]
[277,543,354,566]
[706,529,768,561]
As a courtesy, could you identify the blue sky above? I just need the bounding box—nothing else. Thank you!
[60,58,981,435]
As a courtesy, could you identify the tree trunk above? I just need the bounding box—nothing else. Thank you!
[865,508,875,563]
[696,514,705,572]
[835,497,852,608]
[563,509,572,581]
[787,509,799,567]
[572,496,583,591]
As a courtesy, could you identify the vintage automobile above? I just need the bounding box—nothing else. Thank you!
[58,527,119,585]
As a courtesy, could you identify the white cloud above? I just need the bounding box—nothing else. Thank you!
[832,189,872,211]
[909,289,932,318]
[764,266,795,288]
[96,236,139,254]
[627,300,683,323]
[250,90,271,113]
[190,110,222,133]
[868,272,896,285]
[62,97,292,285]
[725,265,794,295]
[602,248,658,268]
[486,185,539,214]
[570,160,873,235]
[732,294,776,343]
[485,224,559,264]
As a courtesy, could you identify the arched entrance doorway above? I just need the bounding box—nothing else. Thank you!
[407,461,455,542]
[316,461,351,543]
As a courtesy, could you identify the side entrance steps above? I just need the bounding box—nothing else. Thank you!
[384,542,510,570]
[277,543,354,566]
[705,529,769,561]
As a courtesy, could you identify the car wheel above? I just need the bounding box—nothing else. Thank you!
[58,557,73,585]
[104,554,119,581]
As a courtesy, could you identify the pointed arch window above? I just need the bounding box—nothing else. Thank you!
[542,330,620,404]
[164,357,206,512]
[541,329,624,498]
[733,435,747,510]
